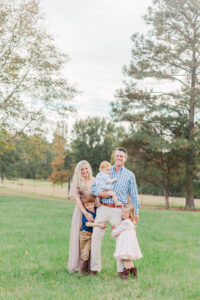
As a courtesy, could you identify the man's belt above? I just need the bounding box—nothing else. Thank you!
[102,203,122,208]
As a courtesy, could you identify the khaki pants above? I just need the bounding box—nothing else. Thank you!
[79,231,92,261]
[90,206,123,272]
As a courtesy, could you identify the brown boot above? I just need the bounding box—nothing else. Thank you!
[89,270,97,275]
[121,268,130,280]
[85,260,89,273]
[78,259,88,275]
[130,266,137,278]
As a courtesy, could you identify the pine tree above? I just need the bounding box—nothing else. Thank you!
[112,0,200,209]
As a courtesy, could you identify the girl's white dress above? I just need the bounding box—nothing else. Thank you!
[112,218,143,260]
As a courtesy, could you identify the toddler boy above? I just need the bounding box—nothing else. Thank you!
[79,194,106,274]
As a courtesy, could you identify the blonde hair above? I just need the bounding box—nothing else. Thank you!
[123,204,135,223]
[72,160,93,194]
[99,161,111,171]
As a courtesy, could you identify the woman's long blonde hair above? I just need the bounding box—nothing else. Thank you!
[72,160,93,194]
[123,204,135,223]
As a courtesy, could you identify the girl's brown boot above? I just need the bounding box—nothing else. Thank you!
[121,268,130,280]
[130,266,137,278]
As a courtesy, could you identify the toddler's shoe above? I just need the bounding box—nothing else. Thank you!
[78,259,88,275]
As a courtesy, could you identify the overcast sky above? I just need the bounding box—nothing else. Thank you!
[42,0,153,122]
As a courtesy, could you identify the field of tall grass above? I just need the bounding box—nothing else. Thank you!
[0,195,199,299]
[1,178,200,208]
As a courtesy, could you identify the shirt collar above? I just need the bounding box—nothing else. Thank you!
[112,165,125,172]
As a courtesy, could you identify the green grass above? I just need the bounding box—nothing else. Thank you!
[0,196,199,300]
[3,178,68,188]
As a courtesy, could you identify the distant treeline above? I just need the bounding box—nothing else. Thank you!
[1,118,200,207]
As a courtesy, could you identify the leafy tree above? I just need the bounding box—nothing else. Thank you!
[49,125,68,186]
[0,130,16,182]
[64,150,75,191]
[5,133,53,180]
[71,117,125,175]
[112,0,200,209]
[121,129,184,208]
[21,134,53,179]
[0,0,76,136]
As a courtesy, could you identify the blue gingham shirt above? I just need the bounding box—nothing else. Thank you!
[92,166,140,215]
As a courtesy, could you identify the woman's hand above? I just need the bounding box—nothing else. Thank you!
[85,211,94,222]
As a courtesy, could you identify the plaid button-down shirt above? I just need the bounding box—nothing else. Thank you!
[92,166,140,215]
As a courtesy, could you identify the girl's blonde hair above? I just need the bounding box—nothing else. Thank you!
[72,160,93,194]
[123,204,135,223]
[99,161,111,171]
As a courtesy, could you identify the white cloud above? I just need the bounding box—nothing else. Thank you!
[41,0,152,124]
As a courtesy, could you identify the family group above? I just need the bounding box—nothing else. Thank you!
[68,148,142,280]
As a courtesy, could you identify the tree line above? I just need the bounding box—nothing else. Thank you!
[0,118,124,182]
[1,0,200,209]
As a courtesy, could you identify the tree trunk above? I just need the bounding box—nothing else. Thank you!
[1,167,4,183]
[163,186,169,209]
[185,162,195,209]
[68,177,71,195]
[185,44,196,210]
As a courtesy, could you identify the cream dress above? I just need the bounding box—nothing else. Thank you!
[67,179,94,273]
[112,218,143,260]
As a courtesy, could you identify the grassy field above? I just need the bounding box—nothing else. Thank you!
[1,178,200,208]
[0,196,199,300]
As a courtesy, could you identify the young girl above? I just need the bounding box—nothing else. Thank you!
[112,204,142,280]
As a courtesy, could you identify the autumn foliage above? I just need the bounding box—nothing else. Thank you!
[49,135,68,186]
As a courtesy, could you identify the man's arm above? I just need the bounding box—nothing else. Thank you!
[128,173,140,222]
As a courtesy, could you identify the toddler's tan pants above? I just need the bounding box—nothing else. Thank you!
[79,231,92,261]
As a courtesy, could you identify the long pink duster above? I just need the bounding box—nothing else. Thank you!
[67,180,94,273]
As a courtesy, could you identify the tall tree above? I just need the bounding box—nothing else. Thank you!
[0,132,53,180]
[21,133,53,179]
[121,129,184,208]
[0,0,77,136]
[0,130,16,182]
[112,0,200,209]
[71,117,125,175]
[49,123,68,186]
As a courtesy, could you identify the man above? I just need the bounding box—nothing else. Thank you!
[90,147,140,274]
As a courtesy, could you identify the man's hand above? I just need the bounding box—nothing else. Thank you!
[134,214,139,223]
[115,201,122,207]
[110,178,117,183]
[109,191,116,197]
[99,191,114,198]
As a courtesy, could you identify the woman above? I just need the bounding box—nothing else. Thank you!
[68,160,95,273]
